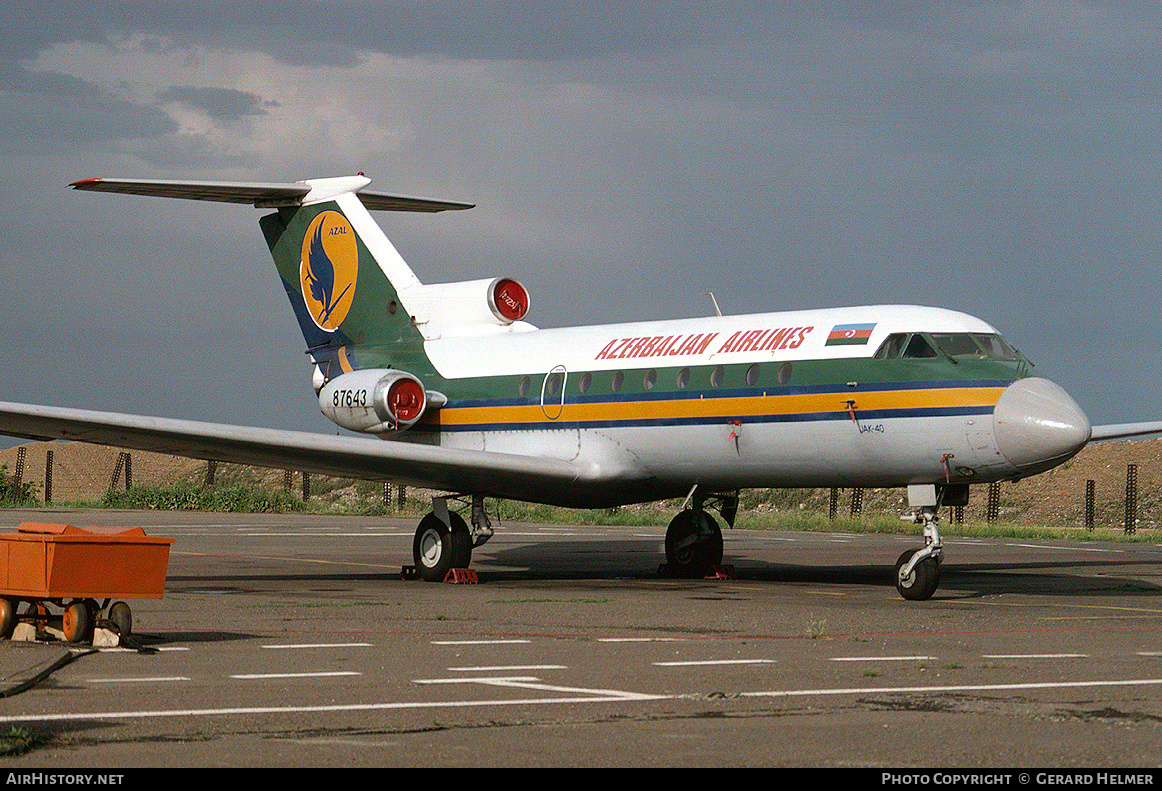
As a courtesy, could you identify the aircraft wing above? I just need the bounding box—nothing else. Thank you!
[1089,422,1162,442]
[0,402,627,505]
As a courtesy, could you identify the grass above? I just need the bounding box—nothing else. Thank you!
[3,474,1158,543]
[0,727,40,756]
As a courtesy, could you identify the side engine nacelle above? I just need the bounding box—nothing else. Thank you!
[319,369,428,433]
[404,277,531,337]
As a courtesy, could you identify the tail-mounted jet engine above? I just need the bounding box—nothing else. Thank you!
[319,369,430,433]
[488,277,530,323]
[405,277,531,337]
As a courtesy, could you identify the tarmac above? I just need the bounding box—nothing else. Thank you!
[0,508,1159,769]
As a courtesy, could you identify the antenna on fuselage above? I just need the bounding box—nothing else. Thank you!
[704,292,723,317]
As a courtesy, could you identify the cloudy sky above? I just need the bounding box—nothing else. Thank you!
[1,1,1159,444]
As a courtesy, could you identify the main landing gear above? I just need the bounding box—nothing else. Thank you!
[664,491,736,578]
[412,495,493,581]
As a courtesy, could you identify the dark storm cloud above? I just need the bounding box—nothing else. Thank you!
[2,0,942,66]
[155,86,273,121]
[0,65,175,151]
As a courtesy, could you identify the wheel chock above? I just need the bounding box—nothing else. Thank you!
[704,564,737,580]
[443,568,478,584]
[401,565,419,580]
[657,563,736,579]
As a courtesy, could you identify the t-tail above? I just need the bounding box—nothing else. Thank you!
[71,174,534,433]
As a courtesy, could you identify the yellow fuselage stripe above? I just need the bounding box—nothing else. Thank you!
[426,387,1005,427]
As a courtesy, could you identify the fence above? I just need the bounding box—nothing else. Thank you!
[822,461,1148,532]
[2,440,1159,530]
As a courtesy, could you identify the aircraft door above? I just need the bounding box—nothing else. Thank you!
[540,365,567,420]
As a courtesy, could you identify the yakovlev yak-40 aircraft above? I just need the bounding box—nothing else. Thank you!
[1,174,1158,600]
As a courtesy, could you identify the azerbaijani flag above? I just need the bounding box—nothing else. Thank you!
[825,322,876,346]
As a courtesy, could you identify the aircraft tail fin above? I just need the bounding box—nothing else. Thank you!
[71,175,476,383]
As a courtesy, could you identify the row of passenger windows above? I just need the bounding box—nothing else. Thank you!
[517,332,1021,397]
[517,362,792,397]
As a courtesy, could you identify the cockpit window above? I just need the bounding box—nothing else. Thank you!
[972,333,1019,361]
[902,334,938,359]
[931,333,986,359]
[875,331,1024,362]
[873,333,907,360]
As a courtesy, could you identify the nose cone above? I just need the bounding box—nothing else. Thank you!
[993,378,1092,473]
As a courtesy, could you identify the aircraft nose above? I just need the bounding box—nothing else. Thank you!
[993,377,1091,472]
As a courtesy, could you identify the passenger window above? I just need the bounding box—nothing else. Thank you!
[546,373,563,396]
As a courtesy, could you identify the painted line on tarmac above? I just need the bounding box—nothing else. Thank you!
[432,639,531,645]
[236,532,409,536]
[5,677,1162,725]
[829,656,935,662]
[448,665,568,672]
[654,659,777,666]
[261,643,374,649]
[85,677,190,684]
[172,550,398,570]
[94,646,189,653]
[741,678,1162,699]
[230,671,363,680]
[414,676,660,700]
[981,653,1087,659]
[0,686,666,724]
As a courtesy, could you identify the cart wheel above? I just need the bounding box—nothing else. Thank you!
[108,602,132,636]
[62,601,93,643]
[0,598,15,639]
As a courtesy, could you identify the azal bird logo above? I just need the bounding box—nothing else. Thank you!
[300,211,358,331]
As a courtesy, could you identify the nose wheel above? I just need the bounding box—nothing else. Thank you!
[895,548,940,600]
[895,506,943,601]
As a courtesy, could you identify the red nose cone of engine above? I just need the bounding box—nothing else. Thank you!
[388,378,426,422]
[492,278,529,322]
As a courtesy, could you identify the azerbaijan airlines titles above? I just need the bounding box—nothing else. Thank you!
[594,326,814,361]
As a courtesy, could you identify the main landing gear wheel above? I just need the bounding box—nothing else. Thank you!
[895,549,939,601]
[665,510,724,578]
[413,512,473,582]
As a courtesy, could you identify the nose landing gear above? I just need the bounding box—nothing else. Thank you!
[896,504,943,601]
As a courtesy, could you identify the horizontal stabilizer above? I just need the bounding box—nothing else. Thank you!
[70,177,474,213]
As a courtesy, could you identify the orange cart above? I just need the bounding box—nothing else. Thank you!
[0,522,174,643]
